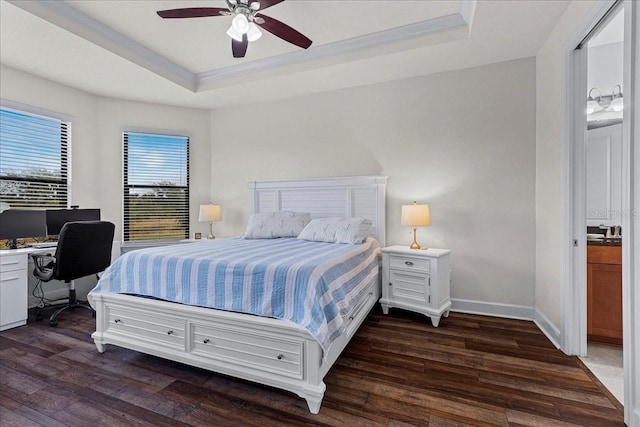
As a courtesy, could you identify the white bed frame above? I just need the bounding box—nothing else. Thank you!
[90,175,387,413]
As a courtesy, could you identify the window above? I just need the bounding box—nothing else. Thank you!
[0,106,70,208]
[123,131,189,241]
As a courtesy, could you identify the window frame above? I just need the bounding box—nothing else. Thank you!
[122,128,190,243]
[0,99,72,210]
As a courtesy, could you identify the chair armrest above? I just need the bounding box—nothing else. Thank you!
[31,253,56,281]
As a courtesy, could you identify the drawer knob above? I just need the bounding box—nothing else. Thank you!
[167,330,174,335]
[277,354,284,360]
[203,338,210,344]
[114,318,121,323]
[405,261,414,266]
[349,316,354,321]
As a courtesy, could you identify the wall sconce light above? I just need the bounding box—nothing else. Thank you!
[401,201,431,249]
[587,85,623,114]
[199,204,222,239]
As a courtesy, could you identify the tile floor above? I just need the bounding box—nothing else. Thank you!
[580,342,624,404]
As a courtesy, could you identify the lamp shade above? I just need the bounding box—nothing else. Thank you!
[199,204,222,222]
[401,203,431,227]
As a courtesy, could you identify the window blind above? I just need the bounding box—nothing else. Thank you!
[123,131,189,241]
[0,107,69,208]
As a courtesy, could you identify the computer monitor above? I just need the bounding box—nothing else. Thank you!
[0,209,47,249]
[45,208,101,236]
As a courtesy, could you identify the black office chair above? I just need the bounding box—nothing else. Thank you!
[31,221,115,326]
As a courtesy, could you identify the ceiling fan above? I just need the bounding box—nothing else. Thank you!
[157,0,312,58]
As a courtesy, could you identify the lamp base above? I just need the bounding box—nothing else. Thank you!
[208,222,215,240]
[408,227,426,250]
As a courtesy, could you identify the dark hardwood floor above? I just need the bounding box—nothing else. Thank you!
[0,307,624,426]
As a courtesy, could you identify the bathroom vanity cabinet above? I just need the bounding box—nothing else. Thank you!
[587,244,622,345]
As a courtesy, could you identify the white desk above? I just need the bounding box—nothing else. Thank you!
[0,247,55,331]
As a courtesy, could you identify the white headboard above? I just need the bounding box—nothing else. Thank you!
[248,176,387,247]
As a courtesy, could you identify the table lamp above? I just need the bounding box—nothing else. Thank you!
[401,201,431,249]
[199,204,222,239]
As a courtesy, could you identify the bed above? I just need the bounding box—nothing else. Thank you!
[88,175,387,413]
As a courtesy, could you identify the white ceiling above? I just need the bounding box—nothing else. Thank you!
[0,0,571,110]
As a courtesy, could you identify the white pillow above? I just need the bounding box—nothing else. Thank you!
[244,211,311,239]
[297,217,372,244]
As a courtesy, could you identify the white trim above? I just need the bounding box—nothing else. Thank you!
[121,126,190,138]
[198,9,471,87]
[451,299,562,348]
[0,98,73,123]
[534,309,562,349]
[623,1,640,424]
[451,298,535,320]
[7,0,475,93]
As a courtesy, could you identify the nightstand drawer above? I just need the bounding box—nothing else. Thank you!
[389,255,430,273]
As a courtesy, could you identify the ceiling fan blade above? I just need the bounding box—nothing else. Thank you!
[255,13,312,49]
[250,0,285,11]
[157,8,228,19]
[232,35,248,58]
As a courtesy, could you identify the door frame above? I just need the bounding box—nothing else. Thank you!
[562,1,639,425]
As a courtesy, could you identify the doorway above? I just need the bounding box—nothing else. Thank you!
[580,5,624,404]
[562,1,639,425]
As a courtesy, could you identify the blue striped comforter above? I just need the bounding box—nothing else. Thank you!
[89,237,380,351]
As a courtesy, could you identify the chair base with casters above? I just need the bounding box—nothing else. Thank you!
[34,279,96,327]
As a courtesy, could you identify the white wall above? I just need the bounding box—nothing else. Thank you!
[210,58,537,308]
[1,56,538,311]
[0,64,212,242]
[588,41,624,93]
[0,64,211,299]
[534,1,598,329]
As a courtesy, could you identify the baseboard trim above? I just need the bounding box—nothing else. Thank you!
[450,298,535,320]
[533,308,561,349]
[450,299,561,348]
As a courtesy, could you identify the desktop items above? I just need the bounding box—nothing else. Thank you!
[45,208,101,236]
[0,209,47,249]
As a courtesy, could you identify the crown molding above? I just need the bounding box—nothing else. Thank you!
[8,0,475,93]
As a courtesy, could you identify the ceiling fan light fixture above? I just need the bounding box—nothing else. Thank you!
[247,22,262,42]
[231,13,249,33]
[226,25,244,41]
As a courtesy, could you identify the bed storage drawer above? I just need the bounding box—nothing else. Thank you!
[190,322,303,379]
[106,305,186,348]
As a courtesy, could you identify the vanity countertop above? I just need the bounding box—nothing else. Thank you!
[587,238,622,246]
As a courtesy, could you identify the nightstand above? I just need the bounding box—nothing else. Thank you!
[379,245,452,327]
